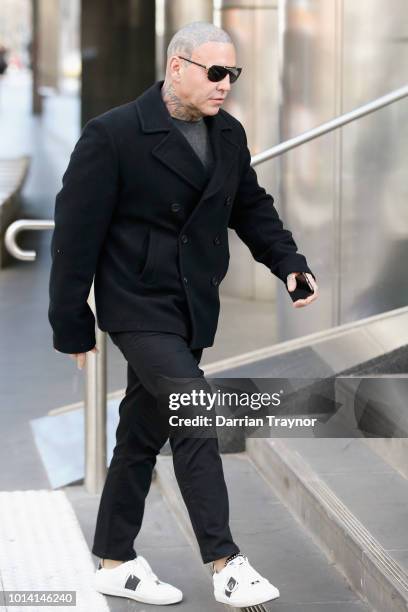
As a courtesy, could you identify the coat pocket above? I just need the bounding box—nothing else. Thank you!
[138,227,158,284]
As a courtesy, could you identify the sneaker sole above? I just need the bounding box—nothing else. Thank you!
[95,585,183,605]
[215,590,280,608]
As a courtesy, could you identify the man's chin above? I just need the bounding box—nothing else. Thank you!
[204,105,221,116]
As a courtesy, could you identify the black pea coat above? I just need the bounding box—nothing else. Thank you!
[48,80,315,354]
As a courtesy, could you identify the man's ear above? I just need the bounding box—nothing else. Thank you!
[168,56,183,82]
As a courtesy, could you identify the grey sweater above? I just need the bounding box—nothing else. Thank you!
[172,116,214,176]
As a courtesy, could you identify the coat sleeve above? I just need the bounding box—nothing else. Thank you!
[228,123,316,285]
[48,117,118,354]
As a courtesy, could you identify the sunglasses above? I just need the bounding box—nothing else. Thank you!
[177,56,242,83]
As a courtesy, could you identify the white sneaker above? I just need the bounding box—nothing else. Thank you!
[213,554,280,608]
[94,556,183,605]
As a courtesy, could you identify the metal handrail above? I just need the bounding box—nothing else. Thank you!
[5,83,408,262]
[4,219,55,261]
[251,84,408,166]
[4,83,408,493]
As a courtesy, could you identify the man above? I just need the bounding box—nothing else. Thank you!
[48,21,318,609]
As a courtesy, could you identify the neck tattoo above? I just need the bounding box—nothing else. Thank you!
[161,80,204,122]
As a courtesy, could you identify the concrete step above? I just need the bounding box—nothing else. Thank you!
[66,478,226,612]
[156,451,372,612]
[247,437,408,612]
[363,438,408,480]
[334,375,408,478]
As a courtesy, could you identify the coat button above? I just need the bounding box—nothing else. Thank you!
[213,235,221,245]
[224,195,232,207]
[183,276,188,284]
[180,234,189,244]
[171,202,181,212]
[211,276,219,286]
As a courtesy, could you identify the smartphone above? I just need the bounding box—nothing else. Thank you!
[288,272,314,302]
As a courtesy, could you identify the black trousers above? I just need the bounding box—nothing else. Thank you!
[91,330,240,564]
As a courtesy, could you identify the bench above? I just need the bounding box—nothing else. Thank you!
[0,156,30,268]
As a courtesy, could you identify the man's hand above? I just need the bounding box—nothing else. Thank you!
[287,272,319,308]
[54,346,99,369]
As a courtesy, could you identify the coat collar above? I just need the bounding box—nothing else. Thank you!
[135,80,239,204]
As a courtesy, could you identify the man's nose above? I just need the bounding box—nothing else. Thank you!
[217,74,231,93]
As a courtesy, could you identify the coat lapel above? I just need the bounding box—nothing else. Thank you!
[135,80,240,204]
[200,111,239,202]
[151,127,208,192]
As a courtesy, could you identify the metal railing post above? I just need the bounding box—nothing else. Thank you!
[85,283,107,494]
[4,220,108,493]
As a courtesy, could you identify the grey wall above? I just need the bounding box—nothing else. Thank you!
[219,0,280,301]
[276,0,408,341]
